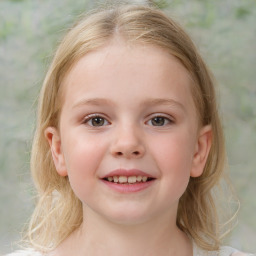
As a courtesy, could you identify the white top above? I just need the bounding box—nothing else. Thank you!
[4,248,41,256]
[193,243,254,256]
[5,244,255,256]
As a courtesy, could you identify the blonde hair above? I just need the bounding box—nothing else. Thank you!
[27,4,237,252]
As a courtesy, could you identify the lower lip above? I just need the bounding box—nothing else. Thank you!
[101,179,155,193]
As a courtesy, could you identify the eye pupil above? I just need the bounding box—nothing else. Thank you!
[92,117,105,126]
[152,117,165,126]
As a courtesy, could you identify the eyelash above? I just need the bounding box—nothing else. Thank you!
[82,114,174,127]
[82,114,110,127]
[146,115,174,126]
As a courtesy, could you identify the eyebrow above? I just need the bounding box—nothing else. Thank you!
[72,97,185,111]
[140,98,185,112]
[72,98,115,109]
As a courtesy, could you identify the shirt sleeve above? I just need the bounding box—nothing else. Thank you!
[219,246,255,256]
[4,249,42,256]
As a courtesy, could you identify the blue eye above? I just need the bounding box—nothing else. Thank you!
[148,116,172,126]
[83,115,109,127]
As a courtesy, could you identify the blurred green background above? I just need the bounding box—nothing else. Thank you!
[0,0,255,254]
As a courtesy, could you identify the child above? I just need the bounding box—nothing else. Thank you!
[6,4,254,256]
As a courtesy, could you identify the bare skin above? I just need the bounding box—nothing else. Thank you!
[50,207,193,256]
[46,39,212,256]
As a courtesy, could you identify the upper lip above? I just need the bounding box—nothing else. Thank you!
[101,169,155,179]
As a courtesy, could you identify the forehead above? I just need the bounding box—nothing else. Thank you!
[63,40,193,87]
[61,40,196,117]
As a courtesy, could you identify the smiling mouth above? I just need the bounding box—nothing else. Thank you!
[103,176,155,184]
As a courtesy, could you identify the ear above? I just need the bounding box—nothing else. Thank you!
[190,125,212,178]
[45,127,68,176]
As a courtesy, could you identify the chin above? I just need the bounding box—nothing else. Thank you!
[83,200,158,226]
[102,207,155,226]
[108,215,150,226]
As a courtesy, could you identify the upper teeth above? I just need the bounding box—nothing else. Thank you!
[107,175,148,183]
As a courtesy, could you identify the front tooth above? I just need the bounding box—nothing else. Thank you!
[136,176,142,182]
[142,176,147,182]
[119,176,127,183]
[107,177,113,182]
[128,176,137,183]
[113,176,118,183]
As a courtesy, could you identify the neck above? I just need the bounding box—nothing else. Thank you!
[53,205,192,256]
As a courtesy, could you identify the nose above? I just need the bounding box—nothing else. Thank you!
[110,126,145,159]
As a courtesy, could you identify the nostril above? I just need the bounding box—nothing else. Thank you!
[115,151,140,156]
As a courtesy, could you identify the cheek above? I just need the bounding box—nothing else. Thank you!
[149,132,195,194]
[151,132,194,169]
[63,132,107,171]
[61,134,107,196]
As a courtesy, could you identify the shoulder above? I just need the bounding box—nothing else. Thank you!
[4,249,43,256]
[193,242,254,256]
[220,246,255,256]
[231,250,255,256]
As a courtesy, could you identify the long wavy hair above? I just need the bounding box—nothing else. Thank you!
[26,4,237,252]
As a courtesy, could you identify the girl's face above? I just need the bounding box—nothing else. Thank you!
[46,41,211,225]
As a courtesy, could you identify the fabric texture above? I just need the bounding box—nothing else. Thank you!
[193,242,255,256]
[4,248,42,256]
[5,244,255,256]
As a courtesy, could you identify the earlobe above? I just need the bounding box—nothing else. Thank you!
[190,125,212,177]
[45,127,68,177]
